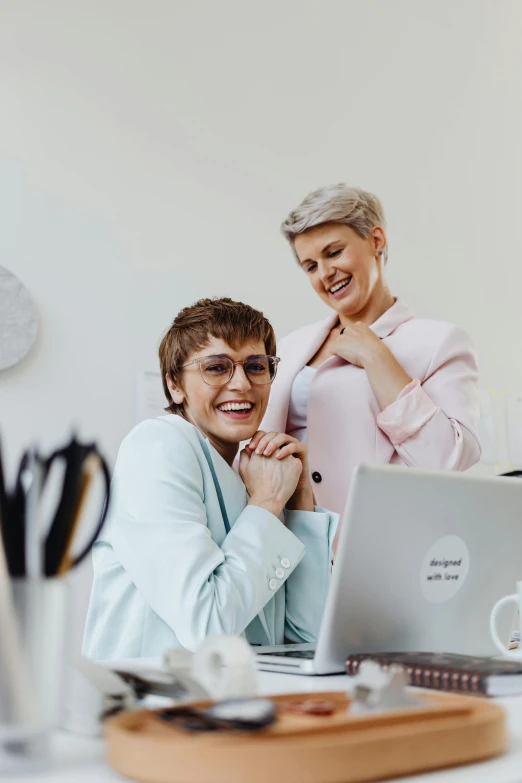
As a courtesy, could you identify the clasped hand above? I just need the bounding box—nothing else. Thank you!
[238,431,314,516]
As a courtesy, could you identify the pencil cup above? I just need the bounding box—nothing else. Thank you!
[0,577,68,774]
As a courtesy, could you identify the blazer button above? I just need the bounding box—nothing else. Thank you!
[312,471,322,483]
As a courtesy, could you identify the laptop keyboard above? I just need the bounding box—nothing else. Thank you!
[257,649,316,659]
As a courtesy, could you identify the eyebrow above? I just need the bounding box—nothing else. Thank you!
[300,240,343,266]
[196,353,233,360]
[197,352,261,361]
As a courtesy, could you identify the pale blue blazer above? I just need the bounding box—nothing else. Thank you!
[83,415,337,660]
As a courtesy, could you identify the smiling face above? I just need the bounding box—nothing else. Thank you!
[294,222,390,324]
[166,336,272,464]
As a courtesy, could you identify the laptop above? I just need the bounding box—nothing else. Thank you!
[255,463,522,674]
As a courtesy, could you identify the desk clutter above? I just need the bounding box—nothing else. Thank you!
[0,433,111,773]
[74,635,261,737]
[105,686,506,783]
[69,638,507,783]
[0,430,516,779]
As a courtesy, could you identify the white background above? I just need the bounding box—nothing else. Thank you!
[1,0,521,648]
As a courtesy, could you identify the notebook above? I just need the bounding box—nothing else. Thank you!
[345,652,522,697]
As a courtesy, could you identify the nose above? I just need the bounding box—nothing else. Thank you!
[318,259,335,285]
[227,363,252,391]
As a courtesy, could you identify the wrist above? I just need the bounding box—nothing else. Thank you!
[286,485,315,512]
[248,496,285,518]
[360,339,387,368]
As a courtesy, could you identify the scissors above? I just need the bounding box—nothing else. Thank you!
[3,435,111,577]
[156,699,277,732]
[0,437,9,557]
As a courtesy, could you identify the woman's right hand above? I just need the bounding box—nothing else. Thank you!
[238,447,303,518]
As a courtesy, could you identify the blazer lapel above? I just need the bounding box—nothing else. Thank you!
[370,298,414,338]
[204,442,248,526]
[204,441,272,642]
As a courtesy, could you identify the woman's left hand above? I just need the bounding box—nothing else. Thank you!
[330,321,384,367]
[246,431,314,510]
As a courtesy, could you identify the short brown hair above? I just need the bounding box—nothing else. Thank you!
[158,297,277,416]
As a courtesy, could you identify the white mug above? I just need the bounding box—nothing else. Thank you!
[490,581,522,658]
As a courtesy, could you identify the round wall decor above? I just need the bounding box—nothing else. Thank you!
[0,266,38,370]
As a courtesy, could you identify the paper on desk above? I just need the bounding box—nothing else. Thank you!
[136,370,166,423]
[505,392,522,470]
[477,389,496,465]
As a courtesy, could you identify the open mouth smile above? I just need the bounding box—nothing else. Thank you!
[328,277,352,298]
[216,401,255,419]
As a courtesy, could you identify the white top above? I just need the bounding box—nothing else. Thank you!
[286,365,316,444]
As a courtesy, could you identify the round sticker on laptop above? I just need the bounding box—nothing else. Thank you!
[420,535,470,603]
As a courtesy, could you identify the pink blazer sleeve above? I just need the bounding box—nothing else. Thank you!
[376,325,481,471]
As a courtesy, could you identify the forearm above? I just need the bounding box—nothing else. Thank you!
[387,409,481,471]
[363,343,412,410]
[113,506,305,651]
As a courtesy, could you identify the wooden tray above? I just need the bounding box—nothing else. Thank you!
[105,690,507,783]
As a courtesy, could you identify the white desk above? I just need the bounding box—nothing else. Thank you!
[8,669,522,783]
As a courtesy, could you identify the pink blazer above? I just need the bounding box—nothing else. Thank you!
[261,299,481,515]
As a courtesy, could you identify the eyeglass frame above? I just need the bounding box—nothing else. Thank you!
[180,353,281,387]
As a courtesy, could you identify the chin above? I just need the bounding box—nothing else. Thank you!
[338,296,362,317]
[237,424,260,441]
[223,421,259,441]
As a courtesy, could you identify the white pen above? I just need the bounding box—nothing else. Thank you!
[23,447,43,579]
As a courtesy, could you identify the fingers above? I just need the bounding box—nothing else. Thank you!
[248,430,307,468]
[275,442,306,460]
[247,430,267,453]
[253,431,293,456]
[238,448,250,480]
[248,430,307,461]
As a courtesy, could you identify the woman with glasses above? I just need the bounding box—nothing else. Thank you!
[83,298,337,660]
[260,184,481,531]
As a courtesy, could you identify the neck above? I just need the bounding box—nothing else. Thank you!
[207,436,239,466]
[338,284,395,329]
[184,410,239,466]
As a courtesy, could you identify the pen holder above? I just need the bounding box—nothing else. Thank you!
[0,577,69,774]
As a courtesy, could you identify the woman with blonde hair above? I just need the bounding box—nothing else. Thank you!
[258,184,480,520]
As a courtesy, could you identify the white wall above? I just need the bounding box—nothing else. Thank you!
[1,0,522,644]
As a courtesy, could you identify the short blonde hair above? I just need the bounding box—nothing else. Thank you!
[281,184,388,263]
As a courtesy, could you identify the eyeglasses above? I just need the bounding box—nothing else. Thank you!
[181,354,280,386]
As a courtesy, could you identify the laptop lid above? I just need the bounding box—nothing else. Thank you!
[313,464,522,674]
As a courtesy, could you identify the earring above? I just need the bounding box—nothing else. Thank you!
[377,251,383,257]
